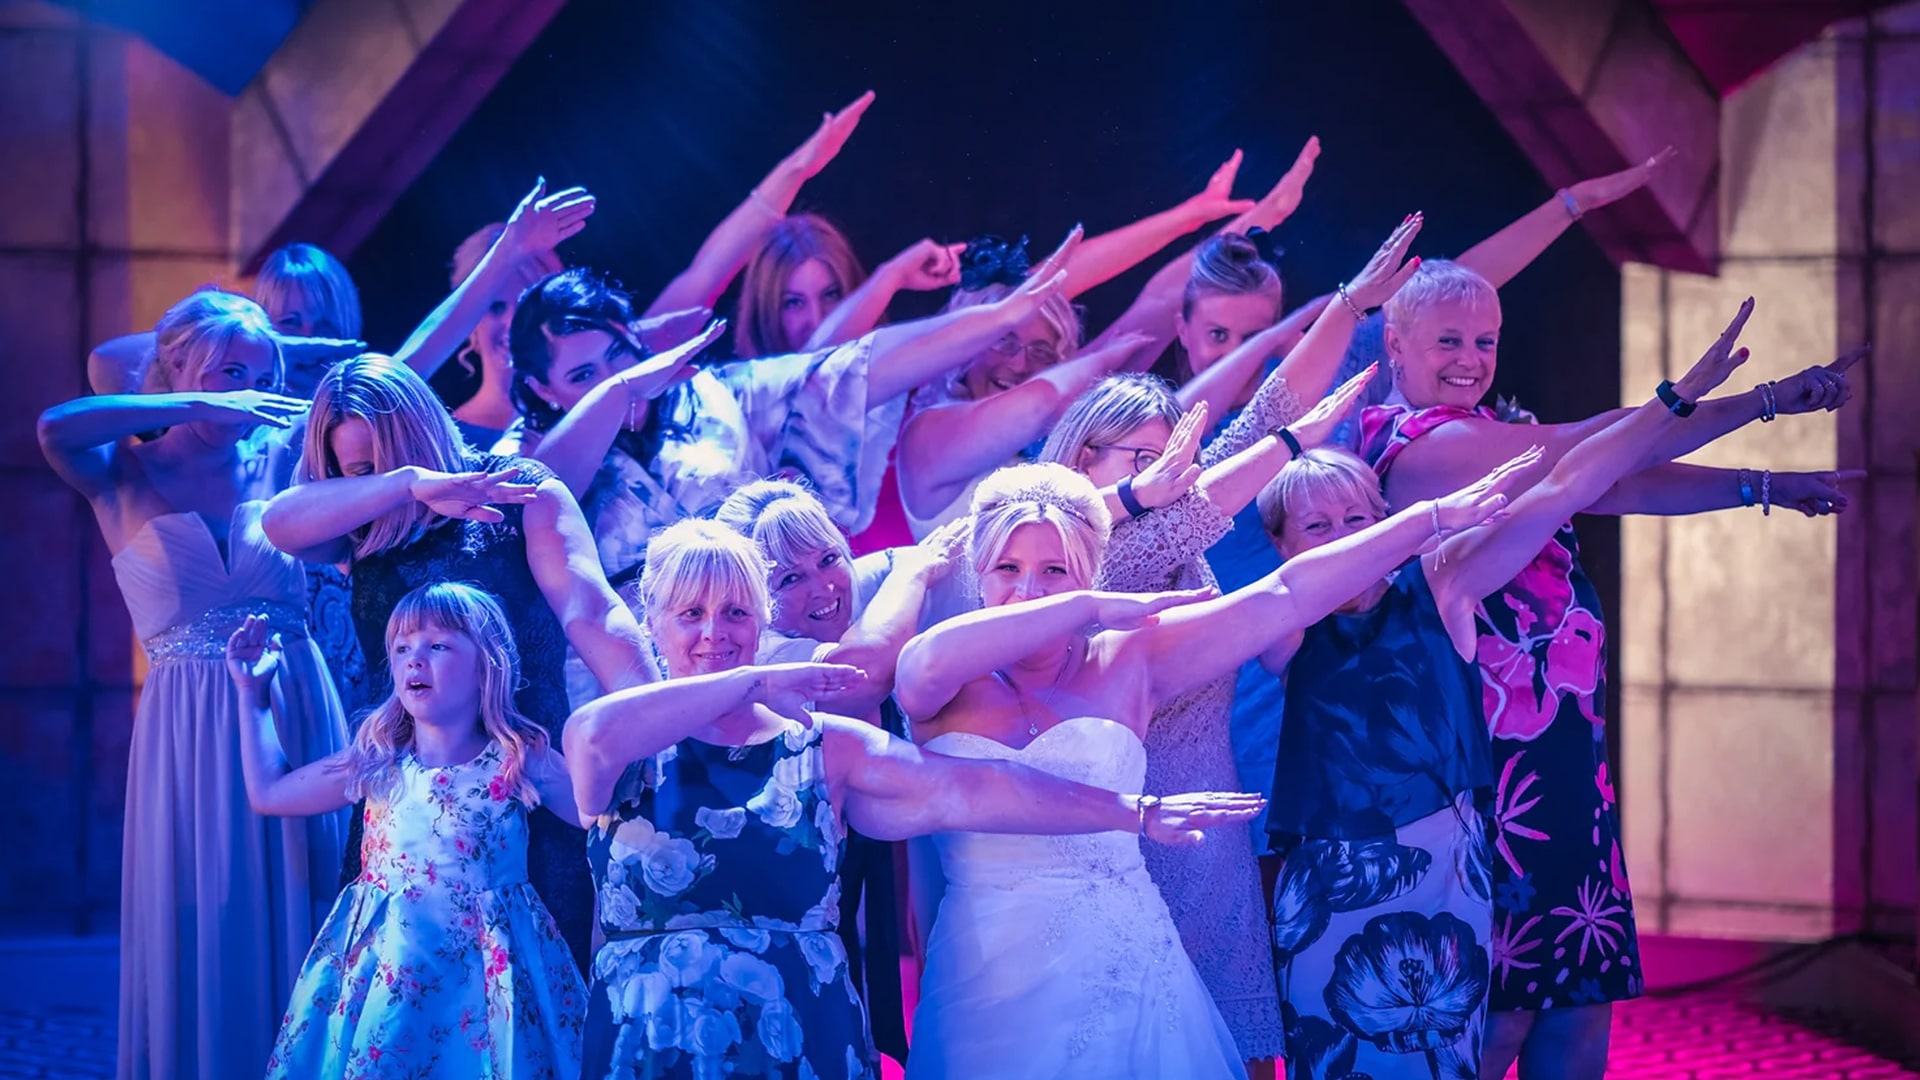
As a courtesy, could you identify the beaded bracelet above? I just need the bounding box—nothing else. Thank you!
[1761,469,1773,516]
[1336,283,1366,321]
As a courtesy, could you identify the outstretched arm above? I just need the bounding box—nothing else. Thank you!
[1434,301,1756,608]
[226,617,354,817]
[392,180,594,378]
[39,391,308,500]
[814,546,954,718]
[1458,149,1676,288]
[806,239,964,351]
[823,717,1264,843]
[563,662,861,815]
[1083,136,1322,357]
[523,481,649,694]
[645,92,874,318]
[1061,151,1255,298]
[896,329,1152,520]
[262,466,537,564]
[1138,451,1535,701]
[87,333,157,396]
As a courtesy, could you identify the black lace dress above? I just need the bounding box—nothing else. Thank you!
[339,454,592,972]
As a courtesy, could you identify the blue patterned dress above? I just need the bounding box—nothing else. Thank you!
[268,743,585,1079]
[1269,566,1495,1080]
[1362,404,1643,1014]
[583,722,873,1080]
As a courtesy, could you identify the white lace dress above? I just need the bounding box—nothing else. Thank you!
[1093,373,1304,1060]
[908,717,1240,1079]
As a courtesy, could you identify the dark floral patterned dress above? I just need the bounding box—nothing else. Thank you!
[1270,565,1494,1080]
[583,721,874,1080]
[1362,404,1643,1014]
[342,454,595,974]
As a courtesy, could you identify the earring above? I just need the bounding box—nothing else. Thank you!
[1390,361,1405,380]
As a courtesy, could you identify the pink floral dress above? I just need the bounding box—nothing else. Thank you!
[268,742,586,1079]
[1362,404,1643,1013]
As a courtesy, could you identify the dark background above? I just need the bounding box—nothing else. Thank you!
[347,0,1625,749]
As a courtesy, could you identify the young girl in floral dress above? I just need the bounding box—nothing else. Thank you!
[225,582,586,1079]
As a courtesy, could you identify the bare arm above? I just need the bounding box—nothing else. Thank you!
[530,746,584,829]
[860,268,1067,404]
[87,332,156,396]
[897,330,1150,519]
[226,618,354,817]
[1061,151,1254,298]
[393,180,594,377]
[814,551,947,718]
[645,93,873,318]
[823,717,1264,843]
[806,240,963,351]
[1457,149,1676,288]
[39,391,307,499]
[522,481,649,693]
[262,467,420,565]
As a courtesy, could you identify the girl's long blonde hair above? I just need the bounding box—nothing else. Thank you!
[345,582,549,806]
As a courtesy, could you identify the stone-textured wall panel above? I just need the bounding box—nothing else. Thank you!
[1620,681,1668,926]
[0,692,82,918]
[111,42,231,254]
[1868,473,1919,690]
[0,27,81,249]
[1871,40,1920,256]
[256,0,421,181]
[1720,41,1840,260]
[1869,689,1919,911]
[0,255,82,470]
[1666,688,1834,910]
[230,84,313,263]
[1868,259,1920,472]
[1664,509,1837,691]
[0,476,90,690]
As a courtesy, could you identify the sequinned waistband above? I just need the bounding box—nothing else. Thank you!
[143,602,307,665]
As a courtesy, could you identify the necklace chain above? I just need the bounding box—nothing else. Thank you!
[996,642,1077,739]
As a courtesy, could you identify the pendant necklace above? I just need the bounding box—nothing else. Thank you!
[994,641,1078,738]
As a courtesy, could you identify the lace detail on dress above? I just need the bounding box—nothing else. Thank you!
[1203,373,1305,467]
[1092,492,1286,1058]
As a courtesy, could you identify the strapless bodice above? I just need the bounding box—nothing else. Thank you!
[921,716,1147,888]
[108,501,310,663]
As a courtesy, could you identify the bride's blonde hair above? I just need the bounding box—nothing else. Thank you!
[345,582,548,806]
[967,463,1112,590]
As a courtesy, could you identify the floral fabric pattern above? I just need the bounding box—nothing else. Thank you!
[268,743,585,1080]
[1361,403,1643,1012]
[583,721,874,1080]
[1272,801,1492,1080]
[344,454,594,974]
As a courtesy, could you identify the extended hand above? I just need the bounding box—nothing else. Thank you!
[1430,446,1545,541]
[617,320,726,404]
[1238,136,1320,231]
[785,91,875,183]
[1088,586,1216,631]
[202,390,310,429]
[633,307,715,353]
[410,468,540,523]
[757,662,868,726]
[503,178,595,256]
[1772,344,1867,416]
[1672,298,1755,402]
[1143,791,1268,846]
[1566,146,1676,215]
[1180,149,1257,227]
[225,614,283,701]
[889,239,967,292]
[1345,214,1425,310]
[1130,402,1207,510]
[1770,469,1864,517]
[1289,364,1378,449]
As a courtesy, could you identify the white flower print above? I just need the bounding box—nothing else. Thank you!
[718,951,785,1006]
[1550,876,1629,966]
[696,805,748,840]
[797,931,844,988]
[683,999,742,1058]
[640,835,703,896]
[815,799,842,872]
[598,881,641,928]
[757,998,805,1062]
[748,777,804,829]
[657,931,719,988]
[721,927,772,953]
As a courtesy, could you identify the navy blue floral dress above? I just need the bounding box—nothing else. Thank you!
[1363,405,1644,1013]
[340,454,594,975]
[583,721,873,1080]
[1270,566,1495,1080]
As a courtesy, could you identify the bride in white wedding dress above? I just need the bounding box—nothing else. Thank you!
[893,460,1526,1078]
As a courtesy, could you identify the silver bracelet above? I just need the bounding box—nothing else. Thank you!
[1336,282,1366,321]
[1558,188,1583,221]
[1430,500,1447,564]
[1135,794,1160,837]
[1759,380,1778,423]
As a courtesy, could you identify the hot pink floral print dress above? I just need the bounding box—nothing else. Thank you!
[267,742,586,1079]
[1362,404,1643,1014]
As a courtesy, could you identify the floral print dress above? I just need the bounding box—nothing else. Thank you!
[1268,566,1495,1080]
[1362,404,1643,1014]
[268,742,585,1079]
[583,722,873,1080]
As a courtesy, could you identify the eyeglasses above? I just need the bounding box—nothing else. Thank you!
[1087,443,1164,475]
[987,334,1061,369]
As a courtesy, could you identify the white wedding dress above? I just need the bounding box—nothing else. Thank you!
[908,717,1241,1078]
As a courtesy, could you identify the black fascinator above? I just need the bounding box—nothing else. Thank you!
[958,234,1031,292]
